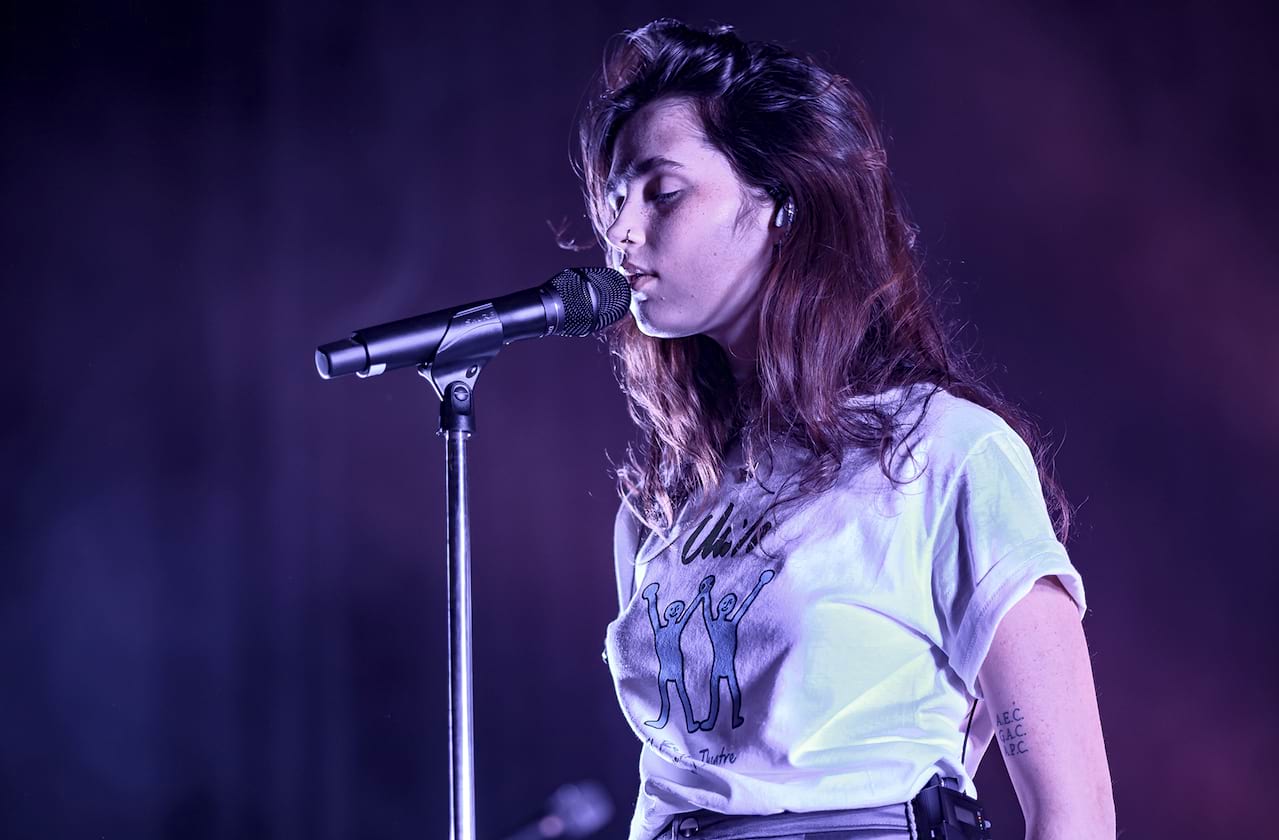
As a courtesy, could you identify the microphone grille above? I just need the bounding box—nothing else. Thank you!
[548,267,630,337]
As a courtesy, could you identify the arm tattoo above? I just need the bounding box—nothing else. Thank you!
[995,702,1030,757]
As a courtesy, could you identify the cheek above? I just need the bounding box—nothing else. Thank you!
[655,201,744,269]
[657,185,735,237]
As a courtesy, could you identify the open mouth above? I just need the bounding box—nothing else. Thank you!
[628,276,655,302]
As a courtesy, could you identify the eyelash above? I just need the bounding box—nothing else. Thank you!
[608,189,682,215]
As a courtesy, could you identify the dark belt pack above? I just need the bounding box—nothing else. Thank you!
[909,773,994,839]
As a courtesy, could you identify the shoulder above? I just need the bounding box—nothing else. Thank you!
[613,495,642,549]
[864,383,1033,484]
[914,386,1021,455]
[611,496,645,608]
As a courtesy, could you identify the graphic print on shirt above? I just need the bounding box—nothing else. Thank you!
[681,500,777,563]
[637,490,787,734]
[697,569,775,731]
[640,579,711,733]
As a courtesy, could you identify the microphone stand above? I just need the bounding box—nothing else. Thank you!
[316,267,628,840]
[416,301,506,840]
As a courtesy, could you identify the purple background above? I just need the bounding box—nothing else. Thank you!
[4,1,1276,837]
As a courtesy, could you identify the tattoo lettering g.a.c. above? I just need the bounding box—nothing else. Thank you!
[995,703,1030,757]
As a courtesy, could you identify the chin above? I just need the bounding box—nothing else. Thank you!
[631,312,692,340]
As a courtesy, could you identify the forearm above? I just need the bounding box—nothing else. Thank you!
[1026,800,1116,840]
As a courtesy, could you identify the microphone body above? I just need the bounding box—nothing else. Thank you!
[315,267,628,380]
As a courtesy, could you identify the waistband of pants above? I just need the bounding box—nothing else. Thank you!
[659,800,913,839]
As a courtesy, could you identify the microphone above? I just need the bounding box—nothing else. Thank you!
[315,267,629,379]
[501,780,614,840]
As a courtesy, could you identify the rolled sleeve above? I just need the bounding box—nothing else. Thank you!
[932,430,1087,699]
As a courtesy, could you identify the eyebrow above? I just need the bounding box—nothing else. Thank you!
[605,156,684,194]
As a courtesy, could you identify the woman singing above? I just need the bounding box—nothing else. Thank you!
[576,19,1115,840]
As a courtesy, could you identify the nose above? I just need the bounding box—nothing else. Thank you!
[604,199,645,251]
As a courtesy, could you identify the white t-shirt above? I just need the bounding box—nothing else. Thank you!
[603,384,1087,840]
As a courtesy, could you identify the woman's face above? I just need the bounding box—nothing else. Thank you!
[604,97,778,358]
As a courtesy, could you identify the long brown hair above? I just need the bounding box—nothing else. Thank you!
[573,19,1072,543]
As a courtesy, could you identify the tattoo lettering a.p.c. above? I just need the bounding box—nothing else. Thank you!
[995,703,1030,757]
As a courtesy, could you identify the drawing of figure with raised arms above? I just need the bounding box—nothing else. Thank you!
[641,577,712,732]
[698,569,776,730]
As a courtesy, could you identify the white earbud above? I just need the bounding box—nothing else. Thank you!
[774,197,796,229]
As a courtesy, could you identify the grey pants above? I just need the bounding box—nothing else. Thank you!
[656,801,917,840]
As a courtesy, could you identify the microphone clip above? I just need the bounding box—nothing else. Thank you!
[418,301,504,434]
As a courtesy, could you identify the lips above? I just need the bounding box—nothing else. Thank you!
[628,273,657,295]
[620,260,657,299]
[621,259,655,276]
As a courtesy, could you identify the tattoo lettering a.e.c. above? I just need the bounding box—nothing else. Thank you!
[995,703,1030,757]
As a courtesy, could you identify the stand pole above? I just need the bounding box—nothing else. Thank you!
[445,422,475,840]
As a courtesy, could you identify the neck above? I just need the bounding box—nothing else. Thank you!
[712,311,761,387]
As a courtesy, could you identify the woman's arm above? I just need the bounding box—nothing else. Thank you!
[976,575,1116,840]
